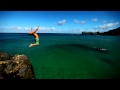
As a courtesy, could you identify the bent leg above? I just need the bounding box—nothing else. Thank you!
[29,43,39,47]
[29,38,39,47]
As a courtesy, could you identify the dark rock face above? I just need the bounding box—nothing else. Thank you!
[0,52,13,61]
[0,52,35,79]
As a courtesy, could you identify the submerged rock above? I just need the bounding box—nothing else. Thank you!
[93,47,107,51]
[0,52,35,79]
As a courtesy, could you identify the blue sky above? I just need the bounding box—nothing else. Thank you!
[0,11,120,33]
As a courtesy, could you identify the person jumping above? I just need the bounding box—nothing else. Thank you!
[28,26,40,47]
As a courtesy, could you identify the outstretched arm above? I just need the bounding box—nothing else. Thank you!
[33,26,40,33]
[30,28,32,32]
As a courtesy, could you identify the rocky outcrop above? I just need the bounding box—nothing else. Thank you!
[0,52,35,79]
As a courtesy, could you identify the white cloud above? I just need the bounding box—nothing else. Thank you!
[74,19,79,24]
[10,26,30,31]
[51,27,55,30]
[39,27,56,31]
[74,19,86,25]
[23,27,29,30]
[58,20,66,25]
[93,22,119,32]
[17,27,22,30]
[92,18,98,22]
[7,26,55,31]
[80,20,86,24]
[103,22,119,27]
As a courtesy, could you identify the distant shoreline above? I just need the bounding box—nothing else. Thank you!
[81,27,120,36]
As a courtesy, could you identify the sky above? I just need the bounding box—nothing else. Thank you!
[0,11,120,33]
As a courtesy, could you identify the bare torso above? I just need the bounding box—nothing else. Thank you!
[33,33,39,38]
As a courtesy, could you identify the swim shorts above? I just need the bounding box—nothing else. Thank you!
[35,38,39,45]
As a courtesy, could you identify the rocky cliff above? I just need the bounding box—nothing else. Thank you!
[0,52,35,79]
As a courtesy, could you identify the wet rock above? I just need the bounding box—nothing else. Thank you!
[0,52,35,79]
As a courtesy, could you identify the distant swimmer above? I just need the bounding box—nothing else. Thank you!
[28,26,40,47]
[93,47,107,51]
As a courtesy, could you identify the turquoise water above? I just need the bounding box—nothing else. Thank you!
[0,33,120,79]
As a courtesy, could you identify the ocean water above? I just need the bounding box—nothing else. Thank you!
[0,33,120,79]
